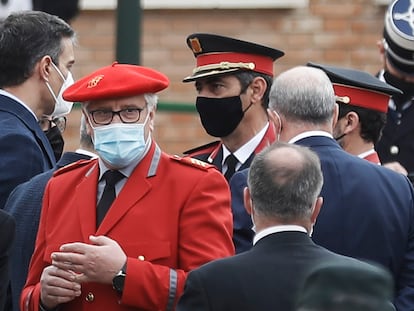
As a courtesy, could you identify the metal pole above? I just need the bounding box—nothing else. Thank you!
[116,0,141,64]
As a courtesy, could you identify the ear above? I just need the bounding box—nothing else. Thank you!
[39,55,53,82]
[267,109,282,137]
[331,103,339,129]
[243,187,253,216]
[149,106,157,132]
[343,111,359,134]
[310,196,323,225]
[249,76,267,103]
[377,39,385,56]
[82,108,93,138]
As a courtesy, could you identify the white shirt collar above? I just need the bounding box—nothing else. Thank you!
[222,122,269,169]
[0,89,38,120]
[289,130,333,144]
[253,225,308,245]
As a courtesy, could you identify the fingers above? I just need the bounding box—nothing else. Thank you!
[40,266,81,309]
[89,235,113,246]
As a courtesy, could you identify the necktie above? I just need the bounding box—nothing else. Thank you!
[224,154,238,181]
[97,170,124,226]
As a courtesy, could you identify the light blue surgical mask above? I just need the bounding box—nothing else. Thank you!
[92,113,150,168]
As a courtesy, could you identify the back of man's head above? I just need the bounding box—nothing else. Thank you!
[296,261,395,311]
[247,141,323,224]
[269,66,336,126]
[0,11,75,87]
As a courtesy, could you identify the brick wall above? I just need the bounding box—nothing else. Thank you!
[63,0,388,155]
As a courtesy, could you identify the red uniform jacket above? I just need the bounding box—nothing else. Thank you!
[21,143,234,311]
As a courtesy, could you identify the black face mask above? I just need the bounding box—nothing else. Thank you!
[383,71,414,108]
[45,126,64,161]
[196,96,252,137]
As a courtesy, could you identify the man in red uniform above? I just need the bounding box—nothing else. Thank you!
[182,33,284,253]
[21,63,234,311]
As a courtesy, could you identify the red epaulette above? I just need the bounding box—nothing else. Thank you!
[183,141,220,157]
[170,155,213,171]
[53,159,94,177]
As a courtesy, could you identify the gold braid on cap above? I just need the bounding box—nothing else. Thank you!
[192,61,255,74]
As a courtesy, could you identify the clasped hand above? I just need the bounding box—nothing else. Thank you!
[40,235,127,309]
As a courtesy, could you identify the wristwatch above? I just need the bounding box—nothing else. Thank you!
[112,262,127,294]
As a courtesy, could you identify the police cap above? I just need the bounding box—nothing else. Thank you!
[183,33,284,82]
[383,0,414,76]
[308,62,402,113]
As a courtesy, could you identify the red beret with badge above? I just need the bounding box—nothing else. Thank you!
[63,62,169,102]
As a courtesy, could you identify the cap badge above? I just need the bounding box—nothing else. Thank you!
[391,0,414,37]
[335,95,351,104]
[87,75,104,88]
[189,38,202,53]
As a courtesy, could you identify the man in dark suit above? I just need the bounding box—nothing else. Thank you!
[0,11,75,211]
[177,141,365,311]
[4,116,96,311]
[0,210,15,311]
[265,66,414,310]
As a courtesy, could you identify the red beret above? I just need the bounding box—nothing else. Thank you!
[63,62,169,102]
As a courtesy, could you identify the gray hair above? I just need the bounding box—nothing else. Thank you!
[144,93,158,111]
[247,141,323,222]
[79,114,94,151]
[269,66,336,125]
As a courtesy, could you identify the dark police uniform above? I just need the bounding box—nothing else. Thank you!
[375,0,414,174]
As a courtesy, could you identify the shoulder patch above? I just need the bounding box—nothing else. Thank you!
[171,155,212,171]
[53,159,94,177]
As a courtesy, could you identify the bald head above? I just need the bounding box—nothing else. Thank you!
[247,141,323,226]
[269,66,336,126]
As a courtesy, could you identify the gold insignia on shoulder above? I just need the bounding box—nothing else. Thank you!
[87,75,104,88]
[171,155,210,171]
[190,158,208,168]
[189,38,202,53]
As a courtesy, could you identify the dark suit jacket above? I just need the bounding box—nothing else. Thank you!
[4,152,92,311]
[229,169,251,253]
[0,95,55,210]
[0,210,15,311]
[177,231,363,311]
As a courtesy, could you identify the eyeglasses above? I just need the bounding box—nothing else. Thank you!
[88,107,145,125]
[39,116,67,133]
